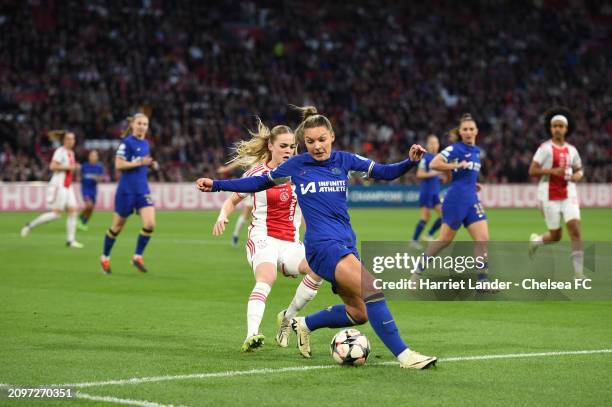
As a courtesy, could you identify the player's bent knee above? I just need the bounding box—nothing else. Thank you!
[347,308,368,325]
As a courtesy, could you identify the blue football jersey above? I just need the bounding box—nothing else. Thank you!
[267,151,374,247]
[81,162,103,191]
[116,135,151,194]
[439,142,481,202]
[418,153,441,194]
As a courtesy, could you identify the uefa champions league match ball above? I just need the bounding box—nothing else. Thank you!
[330,329,370,366]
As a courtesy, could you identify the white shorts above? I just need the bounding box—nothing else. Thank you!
[246,235,305,277]
[540,197,580,230]
[46,185,78,210]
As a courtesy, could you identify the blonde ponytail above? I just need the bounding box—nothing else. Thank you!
[229,118,294,168]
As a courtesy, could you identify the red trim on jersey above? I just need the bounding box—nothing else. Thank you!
[549,144,569,200]
[63,150,75,188]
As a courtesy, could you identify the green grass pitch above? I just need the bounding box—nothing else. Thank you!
[1,209,611,406]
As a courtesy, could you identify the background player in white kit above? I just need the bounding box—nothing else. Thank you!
[21,130,83,248]
[211,119,322,352]
[528,107,584,279]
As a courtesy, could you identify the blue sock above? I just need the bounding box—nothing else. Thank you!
[304,304,355,331]
[103,229,117,257]
[365,295,408,356]
[427,218,442,237]
[135,228,152,256]
[477,261,489,281]
[412,220,426,241]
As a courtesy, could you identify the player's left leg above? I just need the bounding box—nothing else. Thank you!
[132,205,155,273]
[466,219,489,281]
[424,203,443,241]
[566,219,584,279]
[277,259,321,347]
[65,189,83,248]
[333,256,436,369]
[411,206,430,248]
[563,197,583,279]
[78,197,95,231]
[65,207,83,248]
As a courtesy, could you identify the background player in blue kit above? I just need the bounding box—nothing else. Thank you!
[425,113,489,280]
[197,106,437,370]
[77,150,104,231]
[411,134,444,248]
[100,113,159,274]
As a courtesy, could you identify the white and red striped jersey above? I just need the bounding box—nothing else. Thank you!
[49,146,76,188]
[241,162,301,242]
[532,140,582,201]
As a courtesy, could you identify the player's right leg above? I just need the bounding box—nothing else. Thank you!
[100,213,128,274]
[529,200,562,258]
[243,262,276,352]
[22,185,64,237]
[21,210,61,237]
[242,236,278,352]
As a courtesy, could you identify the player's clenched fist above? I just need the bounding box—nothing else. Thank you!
[409,144,427,161]
[196,177,214,192]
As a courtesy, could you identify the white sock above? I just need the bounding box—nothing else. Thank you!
[533,234,544,246]
[246,282,271,338]
[397,347,413,363]
[233,213,247,238]
[285,274,321,320]
[571,250,584,275]
[66,213,77,242]
[28,212,60,229]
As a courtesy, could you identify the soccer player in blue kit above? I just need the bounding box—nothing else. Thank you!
[424,113,489,280]
[100,113,159,274]
[77,150,104,231]
[197,106,437,369]
[411,134,444,248]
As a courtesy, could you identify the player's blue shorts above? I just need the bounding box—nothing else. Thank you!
[114,192,154,218]
[442,197,487,231]
[82,189,97,204]
[419,192,440,209]
[306,240,359,290]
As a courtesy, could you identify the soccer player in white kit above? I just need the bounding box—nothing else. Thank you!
[211,119,322,352]
[528,107,584,279]
[21,130,83,248]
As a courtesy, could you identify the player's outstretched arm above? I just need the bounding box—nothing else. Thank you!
[196,174,274,193]
[370,144,427,180]
[430,154,468,171]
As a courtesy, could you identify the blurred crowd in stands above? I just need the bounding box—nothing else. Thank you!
[1,0,610,183]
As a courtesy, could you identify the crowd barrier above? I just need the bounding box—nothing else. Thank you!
[0,183,610,210]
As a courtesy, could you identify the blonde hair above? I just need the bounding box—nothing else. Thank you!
[229,118,294,168]
[121,113,148,137]
[48,129,67,142]
[291,105,333,139]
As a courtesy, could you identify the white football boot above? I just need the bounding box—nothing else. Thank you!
[398,349,437,369]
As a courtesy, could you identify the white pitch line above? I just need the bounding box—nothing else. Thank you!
[77,392,189,407]
[49,348,612,389]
